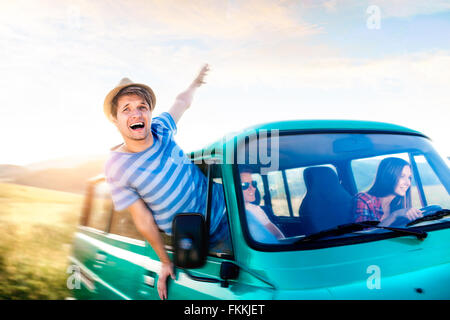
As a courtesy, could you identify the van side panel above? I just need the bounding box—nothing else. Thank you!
[70,228,114,299]
[94,235,146,300]
[71,228,147,299]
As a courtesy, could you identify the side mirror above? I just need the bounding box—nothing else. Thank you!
[172,213,207,269]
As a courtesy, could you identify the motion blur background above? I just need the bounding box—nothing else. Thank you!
[0,0,449,299]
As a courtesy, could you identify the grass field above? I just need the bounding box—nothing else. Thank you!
[0,182,83,300]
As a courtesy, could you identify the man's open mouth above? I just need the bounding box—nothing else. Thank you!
[129,122,145,130]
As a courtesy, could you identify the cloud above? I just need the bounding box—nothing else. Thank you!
[0,0,325,81]
[1,1,448,93]
[323,0,338,13]
[0,0,321,41]
[373,0,450,18]
[0,0,449,164]
[101,0,321,40]
[292,0,450,18]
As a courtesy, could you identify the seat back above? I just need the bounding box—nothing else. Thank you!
[299,167,354,234]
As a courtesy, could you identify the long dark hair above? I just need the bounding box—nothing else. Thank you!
[368,157,412,212]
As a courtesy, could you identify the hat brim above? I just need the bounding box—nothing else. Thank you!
[103,83,156,122]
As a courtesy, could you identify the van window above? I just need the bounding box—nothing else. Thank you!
[413,155,450,208]
[351,153,422,208]
[236,133,450,249]
[109,209,144,241]
[209,165,233,258]
[251,173,265,206]
[87,181,112,232]
[247,165,336,218]
[285,165,337,217]
[155,163,231,255]
[285,168,304,217]
[267,171,290,217]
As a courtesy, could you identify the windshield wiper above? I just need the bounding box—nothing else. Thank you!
[295,220,427,244]
[407,209,450,227]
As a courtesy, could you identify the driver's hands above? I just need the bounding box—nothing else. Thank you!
[395,208,424,221]
[158,262,175,300]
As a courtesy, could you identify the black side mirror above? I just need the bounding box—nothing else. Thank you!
[172,213,207,269]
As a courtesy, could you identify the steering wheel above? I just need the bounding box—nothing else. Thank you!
[419,205,442,215]
[404,205,444,226]
[393,205,443,227]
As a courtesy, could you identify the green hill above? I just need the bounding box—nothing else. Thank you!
[12,159,105,194]
[0,182,83,299]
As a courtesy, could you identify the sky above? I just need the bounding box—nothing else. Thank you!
[1,0,449,166]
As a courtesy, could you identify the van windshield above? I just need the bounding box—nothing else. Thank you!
[236,132,450,246]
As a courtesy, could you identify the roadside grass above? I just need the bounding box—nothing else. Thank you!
[0,182,83,300]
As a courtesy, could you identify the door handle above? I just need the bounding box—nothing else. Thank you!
[143,275,155,287]
[95,252,107,262]
[143,271,157,287]
[93,252,107,269]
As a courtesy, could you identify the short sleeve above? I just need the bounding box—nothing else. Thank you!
[107,178,140,211]
[105,159,140,211]
[152,112,177,136]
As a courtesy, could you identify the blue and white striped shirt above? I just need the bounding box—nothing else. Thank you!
[105,112,226,237]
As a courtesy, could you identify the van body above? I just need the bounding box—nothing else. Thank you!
[69,120,450,299]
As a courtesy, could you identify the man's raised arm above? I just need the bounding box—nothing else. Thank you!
[169,63,210,124]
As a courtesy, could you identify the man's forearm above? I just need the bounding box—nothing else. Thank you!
[168,64,209,124]
[140,222,171,264]
[129,200,171,265]
[169,86,198,124]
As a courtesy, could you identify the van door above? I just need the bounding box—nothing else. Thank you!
[137,163,237,299]
[96,208,148,300]
[71,179,114,299]
[138,240,235,300]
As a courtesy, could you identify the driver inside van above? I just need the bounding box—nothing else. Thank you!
[240,171,285,243]
[354,157,424,226]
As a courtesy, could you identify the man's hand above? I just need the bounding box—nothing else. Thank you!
[189,63,210,88]
[158,262,175,300]
[169,63,211,124]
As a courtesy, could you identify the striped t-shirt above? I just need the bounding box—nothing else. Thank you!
[104,112,226,239]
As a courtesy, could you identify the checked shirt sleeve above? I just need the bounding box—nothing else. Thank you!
[354,193,378,223]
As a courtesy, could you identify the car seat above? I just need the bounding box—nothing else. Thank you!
[298,166,354,234]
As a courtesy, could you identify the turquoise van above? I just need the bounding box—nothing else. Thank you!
[69,120,450,299]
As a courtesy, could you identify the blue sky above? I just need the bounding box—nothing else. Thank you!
[320,11,450,58]
[0,0,449,165]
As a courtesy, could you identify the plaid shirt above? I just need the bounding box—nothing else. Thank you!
[354,192,384,222]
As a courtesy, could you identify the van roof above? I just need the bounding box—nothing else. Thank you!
[188,119,427,160]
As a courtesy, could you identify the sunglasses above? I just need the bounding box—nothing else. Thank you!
[241,181,257,190]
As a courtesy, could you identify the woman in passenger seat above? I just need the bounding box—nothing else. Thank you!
[354,157,423,226]
[240,171,285,243]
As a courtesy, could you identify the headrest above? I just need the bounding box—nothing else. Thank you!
[303,166,340,190]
